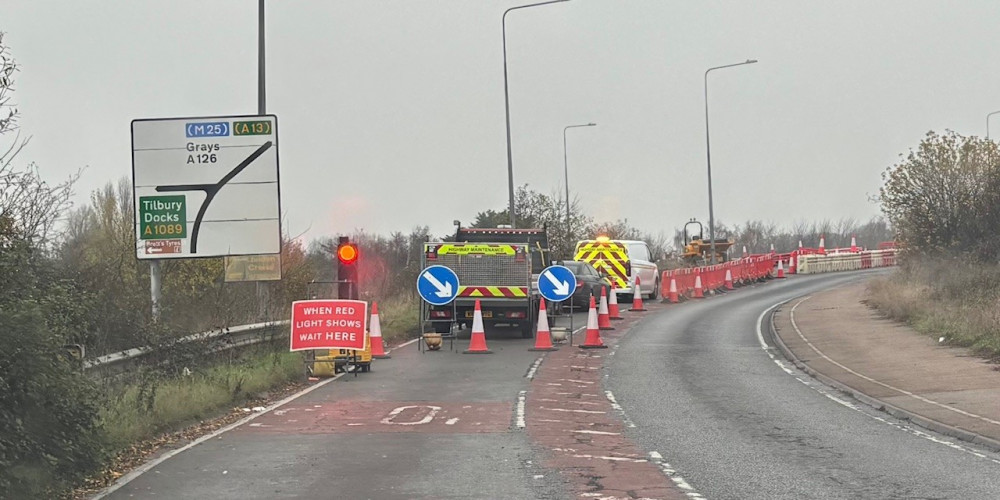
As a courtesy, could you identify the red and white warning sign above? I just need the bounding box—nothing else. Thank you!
[290,299,368,351]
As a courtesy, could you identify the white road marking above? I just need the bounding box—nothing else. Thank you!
[537,419,564,423]
[516,390,527,429]
[93,372,345,499]
[571,430,621,436]
[757,299,1000,466]
[445,418,459,425]
[541,407,606,414]
[648,451,706,499]
[788,297,1000,428]
[562,379,594,385]
[571,453,645,462]
[380,405,441,425]
[604,390,636,428]
[526,356,544,379]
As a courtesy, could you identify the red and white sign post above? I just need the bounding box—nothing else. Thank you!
[290,299,368,351]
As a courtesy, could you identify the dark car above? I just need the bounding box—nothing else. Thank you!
[557,260,613,310]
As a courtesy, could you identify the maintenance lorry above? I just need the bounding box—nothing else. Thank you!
[422,227,548,338]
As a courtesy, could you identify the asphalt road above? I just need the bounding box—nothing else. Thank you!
[608,270,1000,499]
[100,311,590,499]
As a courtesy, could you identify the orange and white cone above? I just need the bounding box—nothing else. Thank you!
[776,259,786,278]
[818,234,826,254]
[742,245,748,258]
[798,240,803,249]
[788,253,797,274]
[668,277,679,303]
[770,243,775,253]
[608,282,623,320]
[463,300,492,354]
[529,300,557,351]
[693,274,705,298]
[725,269,734,290]
[630,277,646,312]
[598,287,614,330]
[850,235,858,252]
[579,295,607,349]
[369,302,390,359]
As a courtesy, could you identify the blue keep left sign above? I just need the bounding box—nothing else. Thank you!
[538,265,577,302]
[417,265,460,306]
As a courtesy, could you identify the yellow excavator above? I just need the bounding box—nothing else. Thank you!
[682,219,734,266]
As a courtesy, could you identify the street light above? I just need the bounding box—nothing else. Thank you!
[563,122,596,248]
[988,110,1000,139]
[503,0,570,228]
[704,59,757,265]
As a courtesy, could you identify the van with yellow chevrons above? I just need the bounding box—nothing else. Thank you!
[573,237,659,300]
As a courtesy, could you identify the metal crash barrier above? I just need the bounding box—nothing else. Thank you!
[796,248,897,274]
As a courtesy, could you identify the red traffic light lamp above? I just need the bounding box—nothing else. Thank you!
[336,236,359,299]
[337,241,359,265]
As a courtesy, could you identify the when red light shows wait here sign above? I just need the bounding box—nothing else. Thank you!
[289,299,368,351]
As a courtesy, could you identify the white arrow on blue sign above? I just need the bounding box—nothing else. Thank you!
[417,265,460,306]
[538,265,577,302]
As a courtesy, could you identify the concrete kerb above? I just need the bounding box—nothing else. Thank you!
[765,302,1000,454]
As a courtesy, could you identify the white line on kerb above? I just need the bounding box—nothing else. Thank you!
[788,297,1000,428]
[93,372,345,499]
[516,390,527,429]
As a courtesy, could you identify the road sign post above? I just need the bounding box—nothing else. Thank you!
[538,265,577,345]
[417,265,460,350]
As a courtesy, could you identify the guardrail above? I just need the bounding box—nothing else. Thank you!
[84,320,290,376]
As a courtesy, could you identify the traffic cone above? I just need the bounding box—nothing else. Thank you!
[579,296,607,349]
[776,259,786,278]
[608,282,623,320]
[369,302,390,359]
[529,300,557,351]
[818,234,826,254]
[798,240,803,249]
[630,277,646,312]
[788,253,797,274]
[463,300,492,354]
[850,235,858,253]
[742,245,748,258]
[725,269,734,290]
[770,243,775,253]
[668,277,679,303]
[693,274,705,298]
[598,287,614,330]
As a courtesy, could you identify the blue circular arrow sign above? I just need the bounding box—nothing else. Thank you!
[417,265,460,306]
[538,265,577,302]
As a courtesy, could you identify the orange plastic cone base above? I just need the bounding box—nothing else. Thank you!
[369,303,390,359]
[580,296,607,349]
[668,279,679,304]
[530,301,557,351]
[630,279,646,311]
[464,332,492,354]
[608,286,623,320]
[694,278,704,299]
[464,300,492,354]
[598,289,614,330]
[370,336,390,359]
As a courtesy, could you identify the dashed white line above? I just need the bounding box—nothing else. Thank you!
[541,407,607,414]
[526,356,544,379]
[571,430,621,436]
[445,418,459,425]
[648,451,706,499]
[516,390,527,429]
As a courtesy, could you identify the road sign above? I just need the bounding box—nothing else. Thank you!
[144,239,182,255]
[131,114,281,260]
[417,265,460,306]
[290,299,368,351]
[538,265,577,302]
[224,254,282,282]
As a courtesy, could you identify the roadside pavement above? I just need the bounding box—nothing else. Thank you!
[772,280,1000,451]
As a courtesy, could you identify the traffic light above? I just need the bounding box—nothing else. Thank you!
[337,236,359,299]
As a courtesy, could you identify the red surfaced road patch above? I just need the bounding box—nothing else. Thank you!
[527,303,687,500]
[238,400,512,434]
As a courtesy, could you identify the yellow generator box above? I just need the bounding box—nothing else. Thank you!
[310,331,373,377]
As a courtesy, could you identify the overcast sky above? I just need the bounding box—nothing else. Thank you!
[6,1,1000,245]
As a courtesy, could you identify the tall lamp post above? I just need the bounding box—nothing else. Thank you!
[502,0,569,228]
[988,110,1000,139]
[563,122,596,247]
[704,59,757,265]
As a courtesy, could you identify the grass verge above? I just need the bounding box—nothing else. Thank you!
[99,348,303,451]
[377,293,421,344]
[866,257,1000,360]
